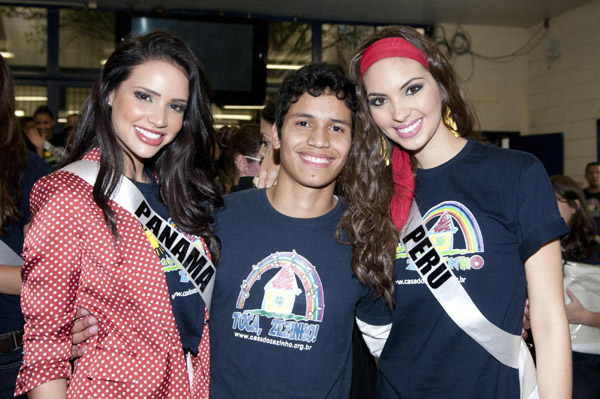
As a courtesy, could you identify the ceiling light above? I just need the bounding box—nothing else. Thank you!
[15,110,24,117]
[222,105,265,110]
[15,96,48,101]
[266,64,303,70]
[213,114,253,121]
[0,51,14,59]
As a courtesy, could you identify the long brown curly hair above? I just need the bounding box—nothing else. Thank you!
[337,26,481,306]
[0,54,28,237]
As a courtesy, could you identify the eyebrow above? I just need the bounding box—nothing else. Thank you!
[291,112,351,127]
[367,77,424,97]
[134,86,188,103]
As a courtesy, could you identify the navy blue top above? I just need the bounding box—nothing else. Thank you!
[134,176,205,354]
[377,140,568,398]
[0,152,51,335]
[210,189,391,398]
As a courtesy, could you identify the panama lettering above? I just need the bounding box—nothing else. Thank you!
[135,200,214,291]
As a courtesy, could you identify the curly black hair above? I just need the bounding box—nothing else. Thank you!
[275,63,357,138]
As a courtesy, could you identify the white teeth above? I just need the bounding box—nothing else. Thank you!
[301,154,331,164]
[397,118,422,134]
[135,126,161,140]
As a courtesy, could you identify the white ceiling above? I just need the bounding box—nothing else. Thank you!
[14,0,596,27]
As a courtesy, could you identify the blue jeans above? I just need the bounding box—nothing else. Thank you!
[0,348,25,399]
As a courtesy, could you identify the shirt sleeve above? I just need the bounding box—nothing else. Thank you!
[355,290,393,357]
[516,156,568,262]
[15,176,82,395]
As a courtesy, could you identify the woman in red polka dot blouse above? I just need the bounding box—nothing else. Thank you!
[16,31,222,398]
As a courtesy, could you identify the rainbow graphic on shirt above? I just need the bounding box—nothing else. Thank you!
[398,201,485,272]
[423,201,484,255]
[236,250,325,322]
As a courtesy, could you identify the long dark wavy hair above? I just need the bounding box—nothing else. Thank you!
[64,31,223,262]
[0,54,28,236]
[551,175,600,262]
[338,26,481,306]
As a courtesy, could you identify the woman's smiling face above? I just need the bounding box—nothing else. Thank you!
[109,59,189,179]
[363,57,451,162]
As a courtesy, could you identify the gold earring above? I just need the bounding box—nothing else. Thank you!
[380,135,390,166]
[444,107,460,138]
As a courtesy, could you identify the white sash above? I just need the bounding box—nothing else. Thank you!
[563,260,600,354]
[400,200,538,399]
[0,239,24,267]
[62,160,215,313]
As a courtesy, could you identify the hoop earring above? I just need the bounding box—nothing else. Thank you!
[380,135,390,166]
[444,107,460,138]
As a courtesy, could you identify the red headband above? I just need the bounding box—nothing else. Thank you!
[360,37,429,76]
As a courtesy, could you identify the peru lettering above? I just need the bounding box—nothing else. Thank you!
[402,225,452,289]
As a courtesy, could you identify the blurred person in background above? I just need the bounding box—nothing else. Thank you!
[552,175,600,399]
[583,162,600,236]
[227,124,262,192]
[30,106,67,165]
[213,125,235,193]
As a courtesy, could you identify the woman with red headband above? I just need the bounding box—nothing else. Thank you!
[336,26,572,398]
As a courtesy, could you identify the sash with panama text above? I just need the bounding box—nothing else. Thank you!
[62,160,215,312]
[400,200,538,399]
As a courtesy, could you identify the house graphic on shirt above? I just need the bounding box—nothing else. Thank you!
[236,250,325,321]
[261,264,302,316]
[429,211,458,253]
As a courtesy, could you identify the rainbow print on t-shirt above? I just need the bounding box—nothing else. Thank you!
[236,250,325,322]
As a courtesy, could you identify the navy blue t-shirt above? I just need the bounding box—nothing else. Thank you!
[377,140,568,398]
[210,189,391,399]
[0,152,50,335]
[134,176,205,354]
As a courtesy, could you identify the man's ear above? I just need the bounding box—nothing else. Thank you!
[235,153,248,174]
[271,123,281,150]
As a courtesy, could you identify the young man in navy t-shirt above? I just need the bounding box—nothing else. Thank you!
[209,63,391,399]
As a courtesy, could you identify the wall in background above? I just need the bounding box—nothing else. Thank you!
[526,0,600,183]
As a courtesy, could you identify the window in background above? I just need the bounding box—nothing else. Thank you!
[60,87,90,121]
[267,21,312,87]
[0,7,47,68]
[322,24,382,70]
[14,86,48,117]
[59,9,115,69]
